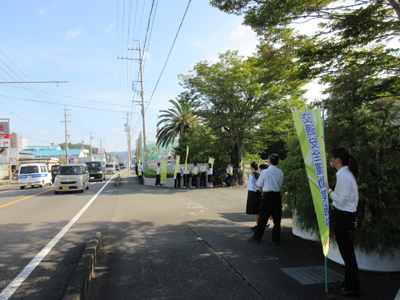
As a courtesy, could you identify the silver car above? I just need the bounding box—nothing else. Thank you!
[105,163,116,174]
[54,164,89,194]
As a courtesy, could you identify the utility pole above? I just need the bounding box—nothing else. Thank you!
[89,132,94,161]
[62,107,71,164]
[125,113,132,170]
[138,42,148,168]
[100,138,104,161]
[118,41,148,168]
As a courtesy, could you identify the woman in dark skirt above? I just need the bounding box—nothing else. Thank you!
[246,161,261,231]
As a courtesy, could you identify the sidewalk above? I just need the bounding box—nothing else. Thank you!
[0,181,18,191]
[87,171,400,300]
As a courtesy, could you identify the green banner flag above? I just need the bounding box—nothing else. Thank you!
[185,146,189,168]
[208,157,215,168]
[292,108,330,256]
[161,161,168,184]
[138,158,142,176]
[174,156,180,179]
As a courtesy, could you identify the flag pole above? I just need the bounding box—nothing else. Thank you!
[321,106,328,293]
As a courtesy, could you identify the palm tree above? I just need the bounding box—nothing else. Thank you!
[156,93,199,148]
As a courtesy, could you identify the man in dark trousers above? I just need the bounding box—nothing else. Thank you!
[154,163,161,187]
[248,153,284,244]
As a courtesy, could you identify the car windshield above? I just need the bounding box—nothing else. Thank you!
[119,163,124,166]
[20,166,39,174]
[58,166,84,175]
[86,162,101,168]
[106,164,114,168]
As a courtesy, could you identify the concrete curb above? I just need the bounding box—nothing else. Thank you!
[63,232,102,300]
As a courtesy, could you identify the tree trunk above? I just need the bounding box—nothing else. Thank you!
[231,142,246,186]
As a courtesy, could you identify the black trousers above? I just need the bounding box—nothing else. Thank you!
[192,174,198,187]
[175,173,181,188]
[200,172,206,187]
[253,192,282,242]
[155,174,160,186]
[184,174,189,187]
[226,174,232,186]
[334,208,359,292]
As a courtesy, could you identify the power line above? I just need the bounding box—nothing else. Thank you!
[0,85,128,108]
[0,94,128,113]
[0,104,63,138]
[145,0,192,113]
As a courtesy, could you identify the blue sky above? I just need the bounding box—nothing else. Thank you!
[1,1,321,152]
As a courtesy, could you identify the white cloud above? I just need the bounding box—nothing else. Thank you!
[37,9,47,15]
[105,24,115,32]
[143,52,152,59]
[66,29,83,40]
[192,40,208,49]
[17,62,31,68]
[229,25,254,40]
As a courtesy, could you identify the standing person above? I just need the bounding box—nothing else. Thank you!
[258,164,270,229]
[226,163,233,187]
[154,163,161,187]
[248,153,283,245]
[175,164,182,188]
[207,163,213,188]
[328,147,360,298]
[246,162,261,231]
[199,162,207,188]
[191,163,199,188]
[183,165,190,188]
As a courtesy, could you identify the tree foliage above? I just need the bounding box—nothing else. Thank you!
[156,92,199,148]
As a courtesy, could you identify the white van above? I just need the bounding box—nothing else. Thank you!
[18,163,52,189]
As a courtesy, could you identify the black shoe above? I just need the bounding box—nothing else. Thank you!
[251,226,257,231]
[266,223,271,228]
[330,281,345,289]
[247,236,260,244]
[269,239,279,245]
[333,287,360,298]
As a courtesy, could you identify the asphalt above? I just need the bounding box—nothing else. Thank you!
[83,172,399,300]
[2,174,400,300]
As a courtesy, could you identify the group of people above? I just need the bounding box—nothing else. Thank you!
[172,162,214,188]
[246,148,360,298]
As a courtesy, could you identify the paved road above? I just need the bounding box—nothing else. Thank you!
[0,174,120,300]
[87,172,400,300]
[0,170,399,300]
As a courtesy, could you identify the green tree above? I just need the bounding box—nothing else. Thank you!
[156,92,199,148]
[180,51,267,171]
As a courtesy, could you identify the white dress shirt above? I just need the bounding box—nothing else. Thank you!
[200,164,207,173]
[256,165,283,192]
[207,167,213,175]
[247,172,259,192]
[330,166,358,213]
[192,166,198,175]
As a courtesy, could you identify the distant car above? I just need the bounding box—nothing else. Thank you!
[86,161,106,181]
[18,163,52,189]
[105,163,116,174]
[119,162,125,169]
[54,164,89,194]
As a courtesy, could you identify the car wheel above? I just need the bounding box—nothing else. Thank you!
[80,188,84,193]
[20,186,25,190]
[55,191,59,194]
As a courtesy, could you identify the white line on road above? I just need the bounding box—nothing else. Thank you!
[0,175,116,300]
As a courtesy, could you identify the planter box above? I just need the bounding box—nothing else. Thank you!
[292,211,319,241]
[328,240,400,272]
[292,212,400,272]
[143,176,175,188]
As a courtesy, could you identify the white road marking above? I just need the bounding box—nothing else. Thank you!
[0,175,116,300]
